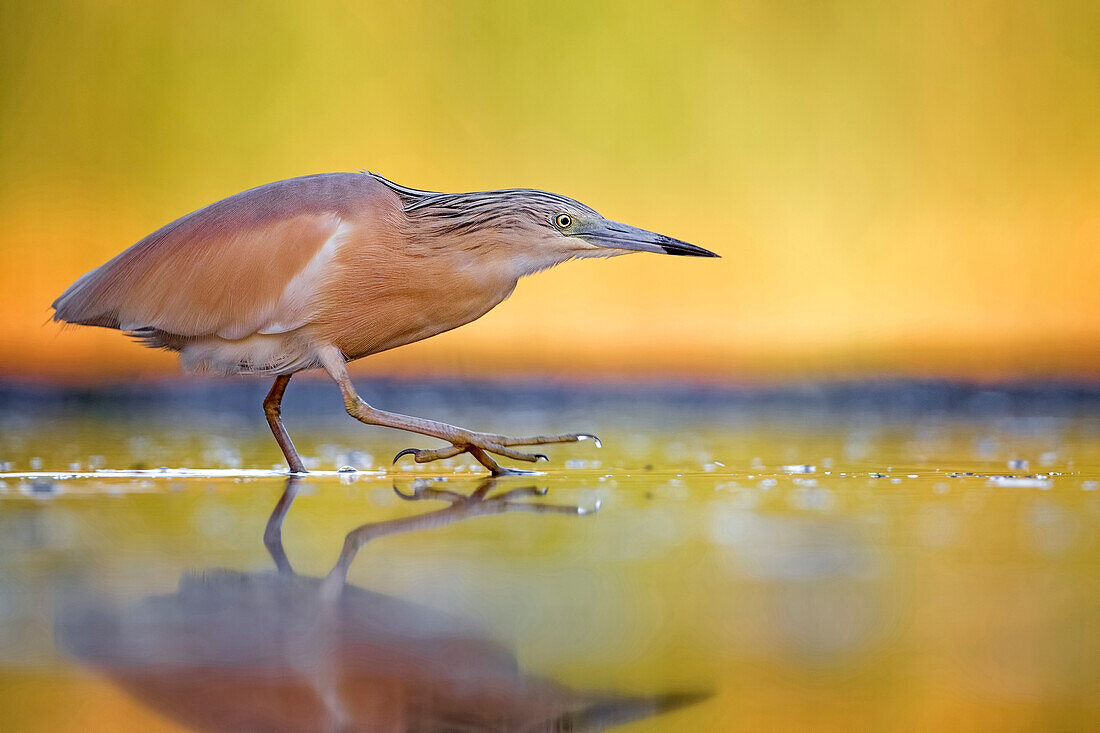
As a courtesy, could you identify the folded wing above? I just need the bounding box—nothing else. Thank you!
[52,173,371,341]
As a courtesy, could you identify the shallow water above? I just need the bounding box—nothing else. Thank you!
[1,380,1099,731]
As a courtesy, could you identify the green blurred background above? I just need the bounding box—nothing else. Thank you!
[1,0,1097,381]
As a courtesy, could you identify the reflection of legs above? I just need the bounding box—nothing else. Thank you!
[318,346,598,476]
[264,375,306,474]
[263,477,301,574]
[326,477,592,586]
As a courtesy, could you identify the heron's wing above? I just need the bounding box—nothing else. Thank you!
[52,174,374,339]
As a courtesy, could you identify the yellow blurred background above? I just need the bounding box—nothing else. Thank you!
[1,0,1097,382]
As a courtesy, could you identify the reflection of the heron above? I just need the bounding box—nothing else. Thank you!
[58,477,707,732]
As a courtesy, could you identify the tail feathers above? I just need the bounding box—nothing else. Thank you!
[51,266,122,329]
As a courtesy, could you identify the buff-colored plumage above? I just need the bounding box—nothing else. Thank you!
[53,171,717,474]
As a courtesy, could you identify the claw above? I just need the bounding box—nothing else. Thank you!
[393,447,421,465]
[535,453,549,462]
[577,433,602,449]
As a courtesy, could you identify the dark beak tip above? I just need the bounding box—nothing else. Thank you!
[660,243,721,258]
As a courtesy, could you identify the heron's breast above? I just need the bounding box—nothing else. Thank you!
[312,243,519,361]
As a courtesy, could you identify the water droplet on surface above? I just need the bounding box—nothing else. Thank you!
[988,476,1052,489]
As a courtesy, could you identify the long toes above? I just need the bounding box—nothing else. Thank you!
[498,433,601,448]
[484,444,550,463]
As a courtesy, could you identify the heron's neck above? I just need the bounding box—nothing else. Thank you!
[419,227,574,282]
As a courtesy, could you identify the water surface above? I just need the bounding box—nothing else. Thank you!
[1,380,1098,730]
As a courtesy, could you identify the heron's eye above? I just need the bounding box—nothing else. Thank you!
[554,213,573,229]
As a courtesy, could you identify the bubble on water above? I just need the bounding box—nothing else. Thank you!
[1008,459,1029,470]
[907,474,919,479]
[869,472,887,479]
[781,464,816,474]
[337,465,357,473]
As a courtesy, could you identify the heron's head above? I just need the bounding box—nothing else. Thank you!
[372,174,718,264]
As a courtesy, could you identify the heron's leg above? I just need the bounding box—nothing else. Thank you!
[264,375,307,474]
[317,347,597,475]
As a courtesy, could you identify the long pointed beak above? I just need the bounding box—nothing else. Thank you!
[579,220,719,257]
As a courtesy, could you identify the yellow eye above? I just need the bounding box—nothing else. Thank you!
[555,213,573,229]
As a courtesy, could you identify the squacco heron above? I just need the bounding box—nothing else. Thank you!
[52,172,717,475]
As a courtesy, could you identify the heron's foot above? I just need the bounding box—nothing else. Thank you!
[392,432,600,476]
